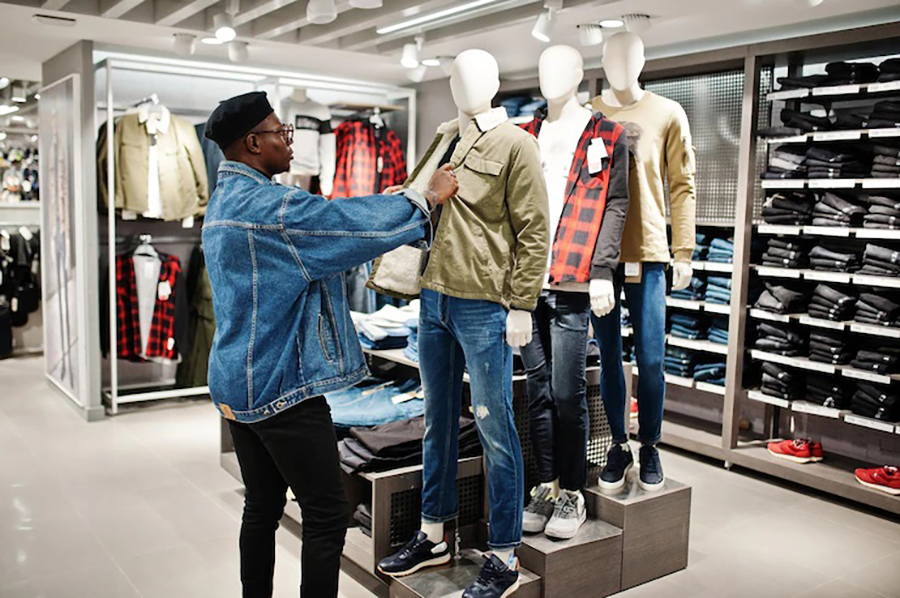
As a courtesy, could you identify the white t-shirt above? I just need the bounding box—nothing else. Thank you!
[284,98,336,192]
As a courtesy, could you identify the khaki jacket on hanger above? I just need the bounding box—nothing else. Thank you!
[98,109,209,221]
[369,108,549,311]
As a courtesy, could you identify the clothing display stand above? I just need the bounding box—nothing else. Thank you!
[92,53,415,415]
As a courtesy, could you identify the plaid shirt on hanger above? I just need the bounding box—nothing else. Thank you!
[115,253,182,361]
[331,120,407,198]
[522,109,629,283]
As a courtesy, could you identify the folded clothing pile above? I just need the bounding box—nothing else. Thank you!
[693,359,727,386]
[809,245,860,271]
[880,58,900,83]
[761,238,805,269]
[806,147,872,181]
[669,312,705,340]
[868,100,900,133]
[354,503,372,537]
[755,282,808,314]
[755,321,804,356]
[806,376,851,409]
[705,276,732,305]
[403,317,419,363]
[776,74,830,90]
[621,304,632,329]
[808,329,854,365]
[808,284,857,322]
[811,191,867,227]
[780,109,832,133]
[693,232,709,261]
[825,61,881,85]
[764,145,808,179]
[708,237,734,263]
[707,316,729,345]
[851,383,900,422]
[353,303,418,350]
[761,191,814,225]
[860,244,900,277]
[851,345,900,375]
[326,377,424,429]
[760,362,803,400]
[671,276,705,301]
[339,415,481,474]
[664,345,695,378]
[855,293,900,327]
[861,194,900,230]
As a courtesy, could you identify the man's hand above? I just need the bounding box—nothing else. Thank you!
[426,164,458,207]
[384,185,404,194]
[506,310,533,348]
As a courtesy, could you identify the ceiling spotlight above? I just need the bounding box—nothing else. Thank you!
[0,78,8,90]
[0,133,6,141]
[795,0,824,5]
[173,33,197,56]
[0,105,19,116]
[532,11,553,43]
[228,41,250,63]
[32,14,77,27]
[401,42,419,69]
[349,0,382,7]
[214,13,236,41]
[407,65,428,83]
[623,13,650,33]
[11,115,24,122]
[578,23,603,46]
[378,0,495,35]
[599,18,624,28]
[34,93,40,100]
[201,37,224,45]
[307,0,337,24]
[30,135,38,142]
[11,86,26,103]
[421,58,441,67]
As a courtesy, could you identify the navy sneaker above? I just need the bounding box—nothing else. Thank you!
[377,531,451,577]
[598,443,634,491]
[638,444,666,491]
[462,554,520,598]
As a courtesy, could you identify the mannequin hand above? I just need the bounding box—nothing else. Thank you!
[672,262,693,291]
[506,310,533,348]
[589,279,616,318]
[427,164,458,205]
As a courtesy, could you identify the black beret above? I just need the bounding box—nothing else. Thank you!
[205,91,274,150]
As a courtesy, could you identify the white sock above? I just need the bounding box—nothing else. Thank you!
[421,520,444,544]
[492,548,515,568]
[539,478,560,500]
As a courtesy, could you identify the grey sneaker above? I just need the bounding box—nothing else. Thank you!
[522,485,556,533]
[544,490,586,540]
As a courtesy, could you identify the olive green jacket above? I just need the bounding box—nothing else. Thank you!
[369,108,549,311]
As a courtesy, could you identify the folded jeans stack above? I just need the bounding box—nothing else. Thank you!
[879,58,900,83]
[766,146,808,179]
[664,345,695,378]
[862,194,900,229]
[811,192,867,227]
[708,237,734,263]
[806,147,872,181]
[669,312,706,340]
[693,359,727,386]
[809,245,860,271]
[808,284,857,322]
[761,238,805,269]
[755,282,808,314]
[776,74,830,90]
[850,383,900,422]
[760,362,803,400]
[755,322,804,356]
[707,316,729,345]
[780,109,832,133]
[671,276,706,301]
[860,244,900,277]
[825,61,880,85]
[855,293,900,327]
[808,329,854,365]
[354,503,373,537]
[326,377,424,429]
[850,346,900,375]
[403,317,419,362]
[867,100,900,137]
[353,303,418,350]
[762,191,814,225]
[705,276,732,305]
[806,376,851,408]
[693,232,709,261]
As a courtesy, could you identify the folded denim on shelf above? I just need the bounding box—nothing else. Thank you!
[874,155,900,167]
[820,192,868,215]
[768,239,803,251]
[757,321,803,342]
[759,125,805,138]
[835,112,868,130]
[863,256,900,273]
[880,58,900,75]
[873,144,900,158]
[870,171,900,179]
[809,245,858,262]
[859,293,900,315]
[810,351,854,365]
[776,74,830,89]
[692,245,709,260]
[769,192,815,213]
[862,194,900,211]
[864,215,900,229]
[825,61,880,84]
[762,170,807,180]
[782,109,832,132]
[867,205,900,216]
[864,244,900,264]
[755,290,789,313]
[765,283,808,311]
[770,157,806,172]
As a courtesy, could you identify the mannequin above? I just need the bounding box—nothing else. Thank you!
[591,32,697,493]
[282,87,336,196]
[519,45,630,540]
[377,49,549,598]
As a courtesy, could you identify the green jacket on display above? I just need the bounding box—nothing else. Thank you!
[369,108,549,311]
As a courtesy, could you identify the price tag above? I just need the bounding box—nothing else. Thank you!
[11,297,18,313]
[588,138,608,174]
[158,280,172,301]
[862,179,900,189]
[182,216,194,229]
[625,262,640,277]
[869,81,900,93]
[121,210,138,221]
[844,414,896,433]
[813,84,860,96]
[0,231,9,252]
[167,337,175,351]
[799,315,844,330]
[809,179,857,189]
[842,368,890,385]
[850,324,900,338]
[868,128,900,138]
[18,226,33,242]
[813,131,861,142]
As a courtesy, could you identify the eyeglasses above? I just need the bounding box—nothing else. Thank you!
[250,123,294,146]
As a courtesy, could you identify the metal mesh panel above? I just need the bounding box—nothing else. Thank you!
[645,70,745,223]
[754,67,775,218]
[389,474,484,548]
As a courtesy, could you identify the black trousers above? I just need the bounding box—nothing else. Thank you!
[228,396,349,598]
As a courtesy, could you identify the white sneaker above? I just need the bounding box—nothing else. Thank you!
[543,490,586,540]
[522,484,557,533]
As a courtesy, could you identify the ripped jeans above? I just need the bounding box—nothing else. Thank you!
[419,289,524,550]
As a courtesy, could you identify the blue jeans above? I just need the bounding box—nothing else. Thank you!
[419,289,524,550]
[592,263,667,445]
[519,291,591,491]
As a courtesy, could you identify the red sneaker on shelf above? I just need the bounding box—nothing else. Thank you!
[810,441,824,462]
[767,438,817,464]
[855,466,900,496]
[630,398,639,419]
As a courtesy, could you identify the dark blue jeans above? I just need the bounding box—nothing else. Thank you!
[592,263,667,445]
[419,289,524,550]
[519,291,591,491]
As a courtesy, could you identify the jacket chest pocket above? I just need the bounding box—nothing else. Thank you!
[458,151,504,208]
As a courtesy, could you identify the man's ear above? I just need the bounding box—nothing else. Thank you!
[245,133,262,155]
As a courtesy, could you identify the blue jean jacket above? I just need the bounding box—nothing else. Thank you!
[202,161,431,423]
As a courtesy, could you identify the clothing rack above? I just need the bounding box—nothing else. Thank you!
[115,234,201,246]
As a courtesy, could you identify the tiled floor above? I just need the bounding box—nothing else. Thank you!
[1,355,898,598]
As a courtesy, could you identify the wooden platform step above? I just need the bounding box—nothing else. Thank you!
[520,519,623,598]
[388,549,541,598]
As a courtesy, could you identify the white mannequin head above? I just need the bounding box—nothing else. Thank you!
[450,49,500,115]
[602,32,645,91]
[539,45,584,102]
[291,87,308,103]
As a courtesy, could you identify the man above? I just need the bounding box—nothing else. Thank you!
[202,91,457,598]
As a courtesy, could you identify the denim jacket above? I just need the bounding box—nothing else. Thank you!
[202,161,431,423]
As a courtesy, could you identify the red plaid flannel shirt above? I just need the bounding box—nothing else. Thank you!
[116,254,182,361]
[522,110,628,283]
[331,121,407,198]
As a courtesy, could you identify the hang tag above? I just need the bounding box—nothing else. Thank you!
[0,231,9,252]
[158,280,172,301]
[587,138,608,174]
[377,156,384,173]
[625,262,640,277]
[121,210,138,221]
[182,216,194,229]
[18,226,33,242]
[167,337,176,351]
[10,297,17,313]
[31,260,39,276]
